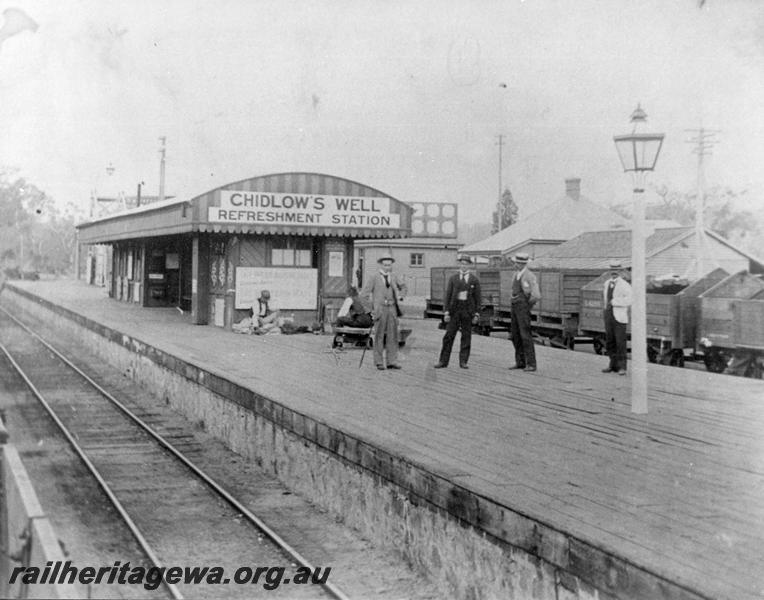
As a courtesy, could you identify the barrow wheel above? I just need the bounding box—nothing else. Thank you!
[703,349,728,373]
[592,337,605,355]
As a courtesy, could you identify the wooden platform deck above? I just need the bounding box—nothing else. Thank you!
[3,279,763,600]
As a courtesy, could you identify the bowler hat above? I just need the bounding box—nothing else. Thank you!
[457,255,472,264]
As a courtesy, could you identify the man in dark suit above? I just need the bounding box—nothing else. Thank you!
[434,255,482,369]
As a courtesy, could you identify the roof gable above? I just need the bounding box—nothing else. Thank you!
[461,193,627,254]
[531,227,764,273]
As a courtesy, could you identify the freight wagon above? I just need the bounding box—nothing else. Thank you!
[697,270,764,375]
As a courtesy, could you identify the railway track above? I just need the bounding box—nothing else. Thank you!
[0,306,351,600]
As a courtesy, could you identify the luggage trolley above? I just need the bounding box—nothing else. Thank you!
[330,325,412,367]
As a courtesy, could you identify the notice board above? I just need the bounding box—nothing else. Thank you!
[235,267,318,310]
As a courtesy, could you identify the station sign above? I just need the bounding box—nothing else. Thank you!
[209,191,400,229]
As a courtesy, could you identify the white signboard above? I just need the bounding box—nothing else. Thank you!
[328,251,344,277]
[209,191,400,229]
[235,267,318,310]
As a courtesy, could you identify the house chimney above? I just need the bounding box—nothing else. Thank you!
[565,178,581,201]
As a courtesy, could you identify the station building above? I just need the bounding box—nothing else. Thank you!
[75,172,413,328]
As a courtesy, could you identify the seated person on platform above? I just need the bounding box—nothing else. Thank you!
[252,289,280,334]
[335,286,373,329]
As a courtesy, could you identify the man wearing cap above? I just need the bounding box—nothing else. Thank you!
[602,261,632,375]
[508,252,541,372]
[435,255,482,369]
[252,289,281,334]
[361,254,408,370]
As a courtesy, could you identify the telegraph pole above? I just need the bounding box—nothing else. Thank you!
[495,134,505,234]
[685,127,719,279]
[158,136,167,203]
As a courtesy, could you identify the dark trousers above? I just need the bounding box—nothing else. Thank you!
[604,307,627,371]
[439,308,472,365]
[511,301,536,368]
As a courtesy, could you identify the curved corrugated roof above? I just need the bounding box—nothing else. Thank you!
[77,172,413,243]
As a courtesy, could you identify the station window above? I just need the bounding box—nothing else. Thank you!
[271,237,312,267]
[410,253,424,267]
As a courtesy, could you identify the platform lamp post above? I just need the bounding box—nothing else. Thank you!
[613,105,664,414]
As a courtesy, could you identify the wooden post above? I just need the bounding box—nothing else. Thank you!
[191,234,209,325]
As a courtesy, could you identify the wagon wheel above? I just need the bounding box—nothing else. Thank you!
[744,358,763,379]
[592,337,605,355]
[669,349,685,368]
[563,333,575,351]
[703,348,728,373]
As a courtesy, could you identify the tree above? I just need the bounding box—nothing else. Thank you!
[648,184,761,249]
[0,168,77,274]
[611,184,763,254]
[491,187,519,234]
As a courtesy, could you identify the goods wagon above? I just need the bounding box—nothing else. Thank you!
[579,268,730,365]
[697,271,764,374]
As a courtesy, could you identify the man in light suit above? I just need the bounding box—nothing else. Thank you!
[508,252,541,372]
[602,260,633,375]
[361,254,408,370]
[434,255,481,369]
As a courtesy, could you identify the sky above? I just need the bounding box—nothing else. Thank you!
[0,0,763,226]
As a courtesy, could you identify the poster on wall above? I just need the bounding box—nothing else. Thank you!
[235,267,318,310]
[328,251,344,277]
[126,253,133,280]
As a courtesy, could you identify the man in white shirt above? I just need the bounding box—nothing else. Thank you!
[602,261,633,375]
[336,286,373,328]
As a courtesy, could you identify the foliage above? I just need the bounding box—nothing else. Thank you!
[612,184,763,252]
[0,169,78,275]
[491,187,519,234]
